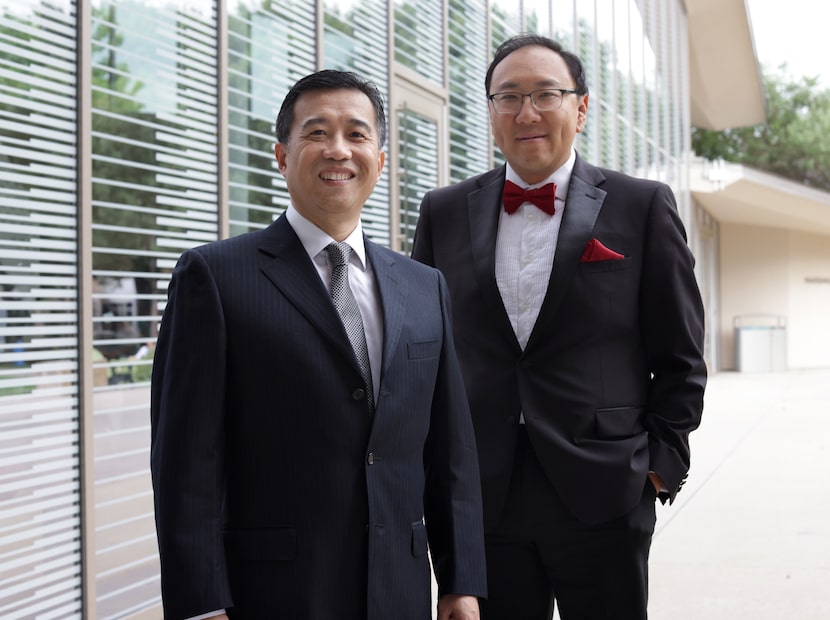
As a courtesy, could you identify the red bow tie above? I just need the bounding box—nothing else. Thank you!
[502,180,557,215]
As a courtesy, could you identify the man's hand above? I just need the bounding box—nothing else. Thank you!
[437,594,480,619]
[648,471,666,494]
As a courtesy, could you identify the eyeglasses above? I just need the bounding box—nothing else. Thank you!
[488,88,579,114]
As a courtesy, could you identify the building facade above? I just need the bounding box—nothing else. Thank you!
[2,0,713,617]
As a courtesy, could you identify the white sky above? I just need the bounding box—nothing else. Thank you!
[747,0,828,85]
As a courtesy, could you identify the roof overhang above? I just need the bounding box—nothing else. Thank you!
[691,160,830,236]
[686,0,767,129]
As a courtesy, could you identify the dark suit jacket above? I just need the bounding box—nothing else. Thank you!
[150,214,486,619]
[411,155,707,528]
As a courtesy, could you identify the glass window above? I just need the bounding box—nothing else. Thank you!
[227,0,316,235]
[322,0,390,245]
[638,0,660,179]
[596,0,616,169]
[553,0,576,49]
[628,0,649,177]
[394,0,444,85]
[397,107,439,253]
[489,0,522,166]
[90,1,219,615]
[575,0,598,163]
[613,0,634,174]
[448,0,489,181]
[0,1,84,616]
[490,0,521,49]
[524,0,552,37]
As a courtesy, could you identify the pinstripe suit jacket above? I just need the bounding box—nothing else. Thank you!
[150,214,486,619]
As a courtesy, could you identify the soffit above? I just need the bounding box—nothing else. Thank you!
[692,163,830,236]
[685,0,767,130]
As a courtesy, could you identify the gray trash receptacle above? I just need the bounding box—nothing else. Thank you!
[734,315,787,372]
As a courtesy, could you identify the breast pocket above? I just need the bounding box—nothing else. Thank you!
[407,339,441,360]
[411,520,428,557]
[578,256,632,274]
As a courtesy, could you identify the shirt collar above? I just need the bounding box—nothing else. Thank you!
[505,147,576,202]
[285,204,368,270]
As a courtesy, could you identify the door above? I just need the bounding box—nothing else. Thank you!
[390,73,447,254]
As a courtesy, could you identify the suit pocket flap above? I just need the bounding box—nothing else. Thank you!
[595,406,645,439]
[407,339,441,360]
[411,521,428,557]
[224,527,296,563]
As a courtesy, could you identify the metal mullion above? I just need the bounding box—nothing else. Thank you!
[76,0,97,617]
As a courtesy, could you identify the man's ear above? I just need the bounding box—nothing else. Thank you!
[575,94,589,133]
[376,150,386,177]
[275,142,287,173]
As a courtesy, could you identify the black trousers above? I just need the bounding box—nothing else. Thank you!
[480,427,656,620]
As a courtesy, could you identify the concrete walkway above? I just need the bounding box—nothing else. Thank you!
[649,368,830,619]
[433,369,830,619]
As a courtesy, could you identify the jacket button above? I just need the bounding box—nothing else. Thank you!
[352,388,365,400]
[367,452,375,465]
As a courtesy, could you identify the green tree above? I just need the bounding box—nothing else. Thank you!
[692,67,830,191]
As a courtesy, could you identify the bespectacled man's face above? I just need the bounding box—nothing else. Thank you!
[488,45,589,185]
[275,88,385,237]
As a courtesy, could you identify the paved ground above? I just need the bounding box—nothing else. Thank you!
[648,368,830,619]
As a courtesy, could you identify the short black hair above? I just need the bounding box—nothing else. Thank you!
[275,69,387,148]
[485,34,588,97]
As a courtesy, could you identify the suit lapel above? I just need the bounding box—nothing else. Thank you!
[256,215,358,368]
[468,167,522,351]
[365,241,404,387]
[526,157,607,349]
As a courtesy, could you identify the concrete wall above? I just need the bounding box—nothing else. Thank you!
[787,233,830,367]
[719,222,830,369]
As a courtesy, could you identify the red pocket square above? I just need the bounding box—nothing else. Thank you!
[581,238,625,262]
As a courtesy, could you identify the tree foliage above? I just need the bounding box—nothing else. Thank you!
[692,67,830,191]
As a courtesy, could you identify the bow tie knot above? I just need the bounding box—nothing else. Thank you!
[502,180,557,215]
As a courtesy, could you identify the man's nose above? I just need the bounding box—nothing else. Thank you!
[323,134,351,159]
[515,95,541,122]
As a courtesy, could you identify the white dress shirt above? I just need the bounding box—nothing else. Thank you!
[286,205,383,400]
[186,612,225,620]
[495,149,575,425]
[183,207,385,620]
[495,148,576,349]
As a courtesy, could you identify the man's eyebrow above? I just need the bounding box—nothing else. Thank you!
[299,117,374,134]
[492,78,565,92]
[299,117,328,131]
[348,119,374,134]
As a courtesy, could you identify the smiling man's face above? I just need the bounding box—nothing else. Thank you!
[275,88,385,239]
[488,45,588,185]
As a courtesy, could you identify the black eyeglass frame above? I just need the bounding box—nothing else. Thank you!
[487,88,579,113]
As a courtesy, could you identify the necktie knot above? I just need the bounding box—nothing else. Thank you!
[325,241,351,267]
[502,180,557,215]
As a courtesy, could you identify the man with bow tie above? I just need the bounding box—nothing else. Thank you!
[411,34,706,620]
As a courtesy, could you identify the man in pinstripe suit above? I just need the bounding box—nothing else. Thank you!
[150,70,486,620]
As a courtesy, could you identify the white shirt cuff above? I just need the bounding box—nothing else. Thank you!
[185,610,225,620]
